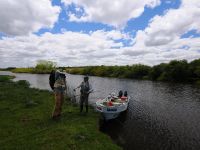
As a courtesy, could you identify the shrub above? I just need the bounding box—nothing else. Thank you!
[15,80,30,88]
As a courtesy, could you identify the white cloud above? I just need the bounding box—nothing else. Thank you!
[123,35,200,66]
[136,0,200,46]
[1,29,200,68]
[90,30,130,41]
[112,0,200,66]
[0,30,129,67]
[62,0,161,27]
[0,0,60,35]
[1,0,200,67]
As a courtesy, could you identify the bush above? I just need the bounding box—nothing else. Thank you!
[15,80,30,88]
[125,64,151,79]
[149,63,167,80]
[163,60,189,82]
[33,60,57,73]
[195,80,200,86]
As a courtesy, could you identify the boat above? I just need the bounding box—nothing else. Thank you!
[96,91,130,120]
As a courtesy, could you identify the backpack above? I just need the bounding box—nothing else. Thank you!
[49,71,55,90]
[49,71,66,90]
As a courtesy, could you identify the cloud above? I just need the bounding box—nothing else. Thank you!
[122,47,150,56]
[137,0,200,46]
[113,0,200,66]
[62,0,161,27]
[0,0,60,35]
[0,29,200,67]
[0,30,129,67]
[1,0,200,67]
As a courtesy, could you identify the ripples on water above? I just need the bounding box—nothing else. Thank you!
[1,71,200,150]
[101,81,200,150]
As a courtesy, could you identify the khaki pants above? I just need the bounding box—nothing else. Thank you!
[52,92,64,117]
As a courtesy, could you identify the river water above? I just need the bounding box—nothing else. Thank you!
[1,71,200,150]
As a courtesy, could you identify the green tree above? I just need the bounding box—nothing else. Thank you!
[125,64,151,79]
[149,63,167,80]
[159,60,189,82]
[189,59,200,81]
[34,60,57,73]
[64,58,200,83]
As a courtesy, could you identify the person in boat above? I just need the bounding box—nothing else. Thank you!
[124,91,128,97]
[49,70,67,119]
[74,76,93,113]
[118,90,123,98]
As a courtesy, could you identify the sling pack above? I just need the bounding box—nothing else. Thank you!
[49,71,55,90]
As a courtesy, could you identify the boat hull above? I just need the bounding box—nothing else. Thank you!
[96,96,129,120]
[103,112,120,120]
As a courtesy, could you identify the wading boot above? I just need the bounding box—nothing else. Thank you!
[80,105,83,113]
[86,105,88,113]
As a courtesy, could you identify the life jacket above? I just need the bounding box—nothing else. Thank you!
[107,101,113,106]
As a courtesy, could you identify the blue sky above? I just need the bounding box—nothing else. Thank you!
[36,0,181,36]
[0,0,200,67]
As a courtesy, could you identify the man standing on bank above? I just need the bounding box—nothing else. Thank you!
[74,76,93,113]
[49,70,67,119]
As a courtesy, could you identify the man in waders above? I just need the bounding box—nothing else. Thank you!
[74,76,92,113]
[49,70,67,119]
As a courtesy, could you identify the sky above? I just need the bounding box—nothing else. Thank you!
[0,0,200,68]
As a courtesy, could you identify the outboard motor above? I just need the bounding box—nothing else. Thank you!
[124,91,128,97]
[118,90,123,98]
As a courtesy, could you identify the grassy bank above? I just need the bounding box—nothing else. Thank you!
[0,75,15,82]
[11,68,52,74]
[0,75,121,150]
[10,60,57,74]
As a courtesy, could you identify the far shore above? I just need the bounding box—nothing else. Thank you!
[1,59,200,86]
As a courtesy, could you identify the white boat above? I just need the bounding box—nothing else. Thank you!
[96,92,130,120]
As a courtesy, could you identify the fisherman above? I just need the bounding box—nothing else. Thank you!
[49,70,67,119]
[74,76,93,113]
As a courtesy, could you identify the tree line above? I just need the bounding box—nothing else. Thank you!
[1,59,200,84]
[66,59,200,84]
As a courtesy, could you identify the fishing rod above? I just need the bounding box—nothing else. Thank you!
[73,90,101,96]
[72,90,101,97]
[68,89,102,104]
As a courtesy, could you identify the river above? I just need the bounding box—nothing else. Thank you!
[1,71,200,150]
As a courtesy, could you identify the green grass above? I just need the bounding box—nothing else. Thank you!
[12,68,34,73]
[11,68,52,74]
[0,75,15,82]
[0,75,121,150]
[195,80,200,86]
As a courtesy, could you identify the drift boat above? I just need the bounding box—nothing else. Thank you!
[96,92,130,120]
